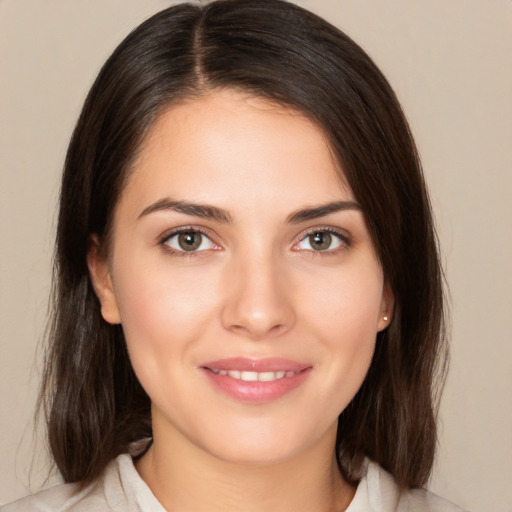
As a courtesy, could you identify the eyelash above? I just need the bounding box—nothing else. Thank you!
[158,226,219,258]
[294,227,351,255]
[158,226,351,258]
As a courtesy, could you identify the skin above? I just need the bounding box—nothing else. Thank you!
[88,89,393,511]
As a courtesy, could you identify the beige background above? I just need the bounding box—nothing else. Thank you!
[1,1,511,510]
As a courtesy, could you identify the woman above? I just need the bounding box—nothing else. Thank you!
[2,0,466,510]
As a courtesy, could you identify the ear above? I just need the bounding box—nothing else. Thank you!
[87,235,121,324]
[377,281,394,332]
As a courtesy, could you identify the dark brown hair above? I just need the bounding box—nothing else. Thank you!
[40,0,447,490]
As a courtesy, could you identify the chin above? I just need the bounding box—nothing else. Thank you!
[190,414,337,467]
[203,439,305,466]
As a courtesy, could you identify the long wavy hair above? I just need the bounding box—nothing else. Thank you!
[40,0,447,490]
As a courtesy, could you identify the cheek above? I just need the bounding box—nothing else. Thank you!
[300,261,383,399]
[111,259,220,378]
[304,259,384,336]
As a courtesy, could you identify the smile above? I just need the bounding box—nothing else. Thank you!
[201,358,312,403]
[209,369,299,381]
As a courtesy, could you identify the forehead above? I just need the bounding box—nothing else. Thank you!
[119,89,353,218]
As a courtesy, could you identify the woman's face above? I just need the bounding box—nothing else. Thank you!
[90,89,392,465]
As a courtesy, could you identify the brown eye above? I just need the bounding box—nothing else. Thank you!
[296,230,345,252]
[178,232,202,251]
[308,232,332,251]
[163,230,216,253]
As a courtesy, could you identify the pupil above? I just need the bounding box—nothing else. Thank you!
[311,232,331,250]
[178,232,201,251]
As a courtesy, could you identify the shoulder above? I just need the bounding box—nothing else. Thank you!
[0,470,121,512]
[397,487,468,512]
[1,482,80,512]
[348,460,469,512]
[0,450,164,512]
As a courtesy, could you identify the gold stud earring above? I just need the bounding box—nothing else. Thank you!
[383,316,388,322]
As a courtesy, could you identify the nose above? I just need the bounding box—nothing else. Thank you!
[220,253,296,340]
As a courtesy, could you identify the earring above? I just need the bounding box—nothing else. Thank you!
[383,316,388,322]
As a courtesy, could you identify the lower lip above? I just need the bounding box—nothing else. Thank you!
[202,368,312,404]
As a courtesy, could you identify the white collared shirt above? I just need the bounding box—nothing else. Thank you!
[1,444,467,512]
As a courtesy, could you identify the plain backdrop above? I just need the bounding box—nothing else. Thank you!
[1,1,511,510]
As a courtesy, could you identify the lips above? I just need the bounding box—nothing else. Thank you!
[202,357,308,372]
[200,358,312,403]
[210,369,298,381]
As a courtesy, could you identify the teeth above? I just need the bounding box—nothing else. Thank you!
[240,371,258,381]
[211,369,298,381]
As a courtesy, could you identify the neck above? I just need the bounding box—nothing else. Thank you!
[136,422,355,512]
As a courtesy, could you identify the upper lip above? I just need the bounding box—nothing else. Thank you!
[200,357,311,373]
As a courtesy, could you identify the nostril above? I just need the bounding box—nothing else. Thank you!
[227,321,289,341]
[219,267,296,338]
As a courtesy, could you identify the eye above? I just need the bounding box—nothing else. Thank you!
[295,230,346,252]
[162,230,216,252]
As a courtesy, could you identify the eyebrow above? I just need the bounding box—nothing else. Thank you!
[138,198,361,224]
[138,198,233,223]
[286,201,362,223]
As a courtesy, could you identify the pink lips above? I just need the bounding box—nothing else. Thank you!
[200,357,312,404]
